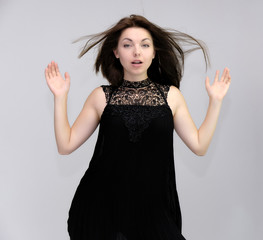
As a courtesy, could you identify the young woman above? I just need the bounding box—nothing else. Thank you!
[45,15,231,240]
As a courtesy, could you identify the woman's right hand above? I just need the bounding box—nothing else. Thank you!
[45,61,70,97]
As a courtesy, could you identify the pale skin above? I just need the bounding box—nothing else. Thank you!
[45,27,231,155]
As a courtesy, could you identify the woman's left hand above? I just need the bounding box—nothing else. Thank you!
[205,67,231,101]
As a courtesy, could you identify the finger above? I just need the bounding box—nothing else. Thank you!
[226,73,231,84]
[48,62,54,78]
[46,63,52,78]
[214,70,220,82]
[205,76,210,90]
[55,62,60,76]
[65,72,70,81]
[51,61,57,77]
[224,69,230,83]
[221,67,229,82]
[45,67,50,80]
[65,72,70,83]
[219,69,226,82]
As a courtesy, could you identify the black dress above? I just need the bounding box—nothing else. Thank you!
[68,78,186,240]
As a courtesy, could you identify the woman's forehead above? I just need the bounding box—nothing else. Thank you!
[119,27,153,42]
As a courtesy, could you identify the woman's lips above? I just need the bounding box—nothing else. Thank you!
[132,60,143,64]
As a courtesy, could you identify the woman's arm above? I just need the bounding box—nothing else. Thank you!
[168,68,231,156]
[45,61,106,155]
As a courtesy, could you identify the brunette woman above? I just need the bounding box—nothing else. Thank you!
[45,15,231,240]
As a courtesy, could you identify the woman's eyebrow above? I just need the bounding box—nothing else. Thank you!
[121,38,151,42]
[141,38,151,42]
[122,38,133,42]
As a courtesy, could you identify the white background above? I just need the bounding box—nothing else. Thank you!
[0,0,262,239]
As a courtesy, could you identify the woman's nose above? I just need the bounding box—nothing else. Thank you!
[133,46,141,57]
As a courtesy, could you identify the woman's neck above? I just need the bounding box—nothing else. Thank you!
[123,73,148,82]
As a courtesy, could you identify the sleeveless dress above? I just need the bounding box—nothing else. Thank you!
[67,78,186,240]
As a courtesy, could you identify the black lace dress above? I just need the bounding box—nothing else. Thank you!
[67,78,186,240]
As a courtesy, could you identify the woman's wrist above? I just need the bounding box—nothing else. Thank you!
[54,93,68,102]
[209,96,223,107]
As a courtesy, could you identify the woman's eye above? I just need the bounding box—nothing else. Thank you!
[142,44,150,48]
[123,44,131,48]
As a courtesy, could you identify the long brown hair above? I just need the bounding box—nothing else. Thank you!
[75,14,210,88]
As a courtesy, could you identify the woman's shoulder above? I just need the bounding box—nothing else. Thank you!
[167,85,184,102]
[82,86,107,118]
[166,85,185,115]
[89,84,116,97]
[83,87,106,107]
[168,85,180,94]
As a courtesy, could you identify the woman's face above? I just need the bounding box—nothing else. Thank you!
[114,27,155,81]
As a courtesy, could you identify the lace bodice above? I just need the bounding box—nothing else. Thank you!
[101,78,172,142]
[102,78,170,106]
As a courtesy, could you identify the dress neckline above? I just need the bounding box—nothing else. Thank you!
[121,78,151,88]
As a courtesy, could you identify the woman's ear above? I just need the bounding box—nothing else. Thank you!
[113,49,119,58]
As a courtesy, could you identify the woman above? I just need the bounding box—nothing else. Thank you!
[45,15,231,240]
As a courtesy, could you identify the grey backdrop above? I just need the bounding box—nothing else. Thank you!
[0,0,262,239]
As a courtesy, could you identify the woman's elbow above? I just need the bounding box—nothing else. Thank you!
[57,146,73,155]
[192,147,207,156]
[196,151,206,156]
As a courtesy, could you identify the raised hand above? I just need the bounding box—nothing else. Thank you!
[205,67,231,101]
[45,61,70,97]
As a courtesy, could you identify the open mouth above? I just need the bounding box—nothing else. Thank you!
[132,61,143,64]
